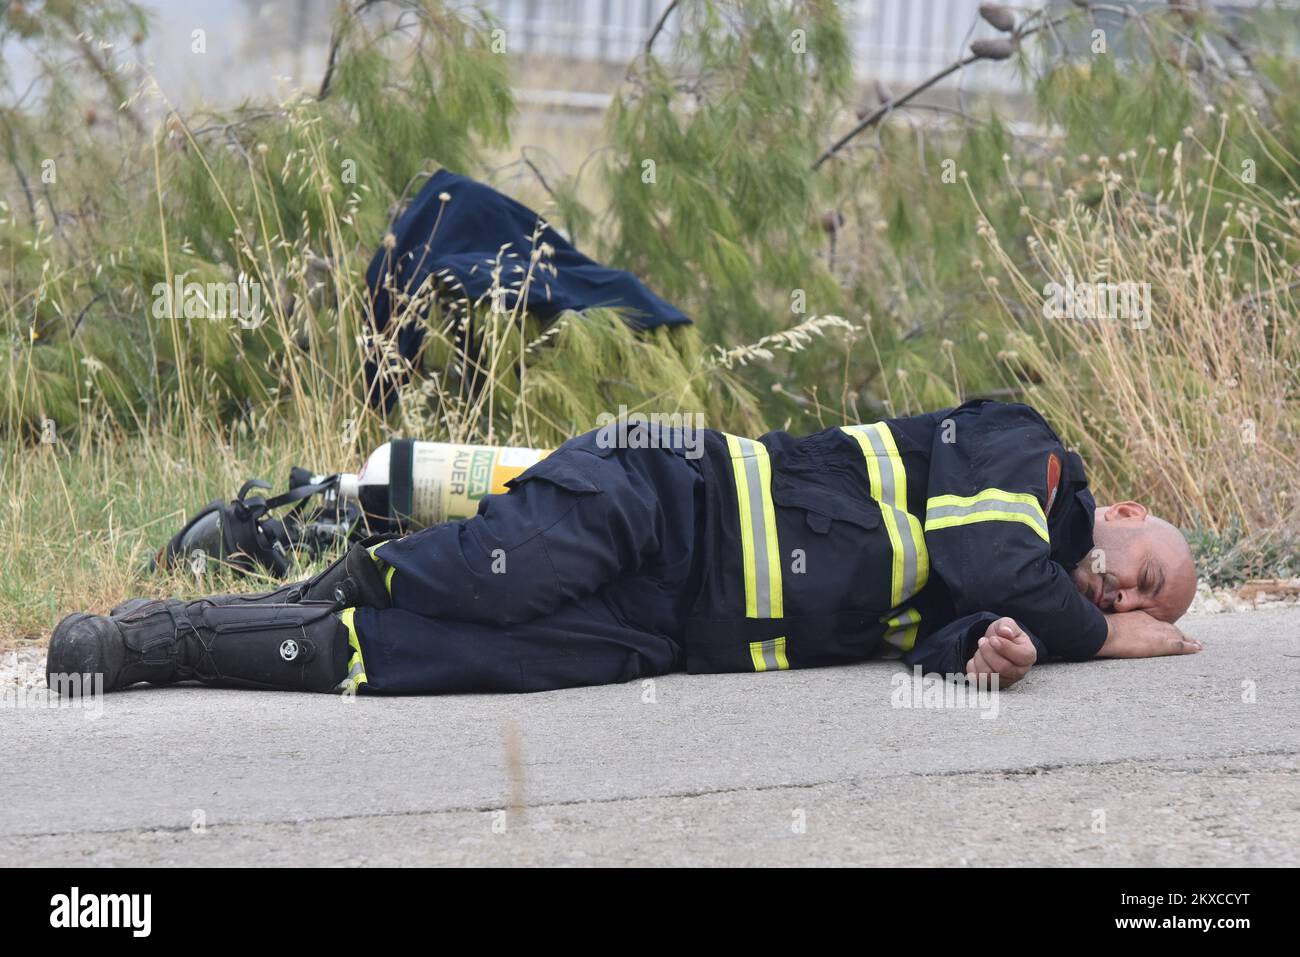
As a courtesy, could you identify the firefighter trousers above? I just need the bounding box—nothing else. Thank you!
[353,433,705,694]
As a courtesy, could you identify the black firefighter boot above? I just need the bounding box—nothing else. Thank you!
[113,540,393,617]
[46,599,352,694]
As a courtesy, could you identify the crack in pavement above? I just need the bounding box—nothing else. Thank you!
[10,747,1295,841]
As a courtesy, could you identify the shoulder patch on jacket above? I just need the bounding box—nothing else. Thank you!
[1046,452,1062,514]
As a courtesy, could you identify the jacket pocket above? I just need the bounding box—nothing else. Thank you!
[505,450,603,494]
[473,451,604,552]
[770,474,881,534]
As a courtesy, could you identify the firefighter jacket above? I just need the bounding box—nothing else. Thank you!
[684,400,1106,675]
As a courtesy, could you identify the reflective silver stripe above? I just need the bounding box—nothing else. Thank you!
[924,491,1050,543]
[926,499,1046,529]
[739,439,774,617]
[882,607,921,652]
[726,433,787,673]
[337,608,368,691]
[843,423,923,604]
[749,636,789,672]
[864,425,920,602]
[724,433,783,619]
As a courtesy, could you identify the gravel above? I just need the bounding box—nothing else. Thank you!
[0,647,46,695]
[1188,577,1300,615]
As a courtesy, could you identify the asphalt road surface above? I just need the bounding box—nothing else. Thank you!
[3,608,1297,866]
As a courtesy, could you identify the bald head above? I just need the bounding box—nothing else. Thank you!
[1071,502,1197,623]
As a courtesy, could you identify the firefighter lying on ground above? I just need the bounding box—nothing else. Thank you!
[47,400,1200,695]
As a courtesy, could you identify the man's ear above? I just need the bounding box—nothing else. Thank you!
[1104,501,1149,524]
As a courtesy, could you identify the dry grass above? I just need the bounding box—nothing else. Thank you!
[970,113,1300,541]
[0,423,323,649]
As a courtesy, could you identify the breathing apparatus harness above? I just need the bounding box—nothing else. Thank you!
[153,467,378,580]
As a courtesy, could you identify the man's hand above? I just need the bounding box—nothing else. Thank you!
[965,617,1036,688]
[1098,611,1202,658]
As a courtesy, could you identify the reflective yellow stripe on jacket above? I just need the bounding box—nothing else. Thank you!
[882,606,922,654]
[841,423,930,606]
[749,636,789,672]
[925,489,1050,543]
[843,422,929,658]
[723,433,788,671]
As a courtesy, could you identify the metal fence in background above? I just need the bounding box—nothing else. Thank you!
[476,0,1004,88]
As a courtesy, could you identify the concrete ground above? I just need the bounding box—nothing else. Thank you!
[2,608,1297,866]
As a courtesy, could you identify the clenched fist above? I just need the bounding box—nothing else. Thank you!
[965,616,1037,689]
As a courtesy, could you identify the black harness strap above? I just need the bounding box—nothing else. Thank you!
[388,438,415,526]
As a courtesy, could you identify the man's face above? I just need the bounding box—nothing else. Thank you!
[1071,502,1198,623]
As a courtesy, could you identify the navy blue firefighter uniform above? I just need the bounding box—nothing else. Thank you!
[347,399,1106,693]
[46,401,1107,695]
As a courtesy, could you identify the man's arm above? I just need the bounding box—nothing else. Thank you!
[1098,611,1203,657]
[905,609,1200,681]
[922,401,1107,661]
